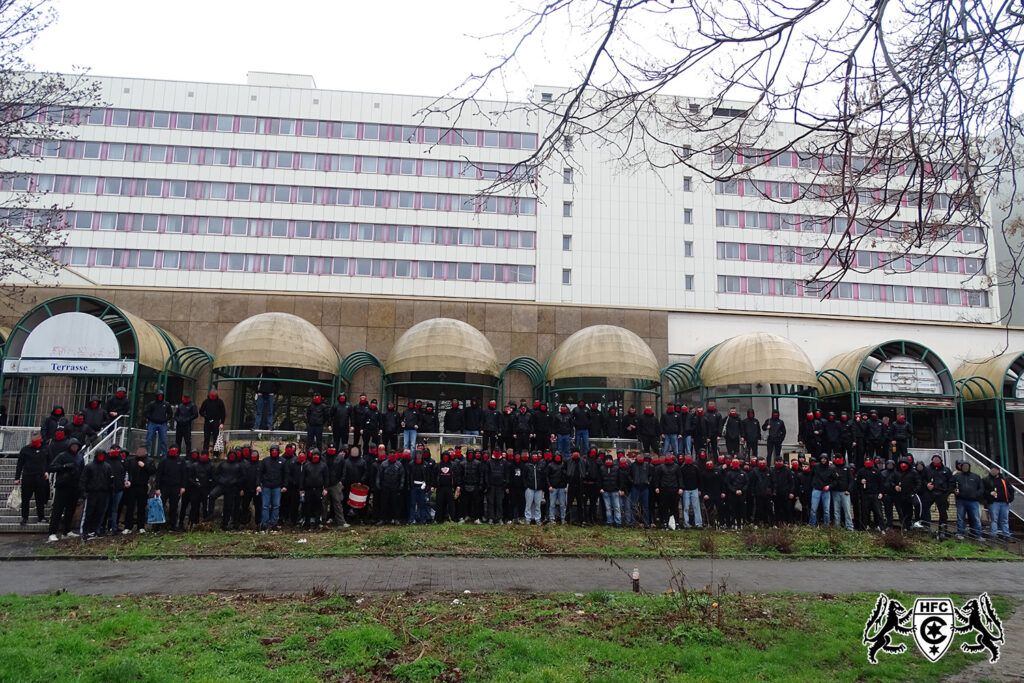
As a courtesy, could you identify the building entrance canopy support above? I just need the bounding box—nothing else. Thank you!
[952,351,1024,469]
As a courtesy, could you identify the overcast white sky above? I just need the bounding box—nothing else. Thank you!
[26,0,584,99]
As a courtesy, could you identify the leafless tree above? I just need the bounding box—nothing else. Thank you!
[427,0,1023,316]
[0,0,99,306]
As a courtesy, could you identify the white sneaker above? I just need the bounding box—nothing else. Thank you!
[342,522,351,528]
[64,531,79,538]
[46,534,59,543]
[138,528,146,534]
[474,519,482,525]
[122,528,132,535]
[912,521,924,529]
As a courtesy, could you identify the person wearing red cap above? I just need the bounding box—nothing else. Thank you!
[401,402,420,451]
[481,400,502,452]
[254,369,278,431]
[483,450,508,524]
[79,448,114,540]
[523,451,547,525]
[512,404,534,453]
[306,394,331,452]
[570,401,591,454]
[722,408,742,457]
[443,400,464,436]
[724,459,749,529]
[702,404,724,456]
[660,405,681,456]
[887,413,912,460]
[699,459,724,528]
[582,449,602,525]
[761,410,787,465]
[156,447,188,531]
[14,433,48,526]
[855,457,884,531]
[329,394,352,451]
[199,390,227,454]
[143,390,173,457]
[282,444,302,527]
[172,394,198,454]
[653,454,681,528]
[41,405,69,447]
[532,403,552,452]
[375,451,406,525]
[299,450,329,529]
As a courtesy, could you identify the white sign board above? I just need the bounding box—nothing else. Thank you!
[2,359,135,375]
[21,312,121,359]
[870,355,943,395]
[1015,375,1024,399]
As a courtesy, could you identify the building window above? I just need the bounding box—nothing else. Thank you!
[563,201,572,217]
[718,275,741,293]
[685,275,694,290]
[563,167,573,183]
[562,268,571,285]
[683,176,692,192]
[683,209,692,225]
[541,92,553,102]
[563,235,572,251]
[837,283,854,299]
[684,241,693,257]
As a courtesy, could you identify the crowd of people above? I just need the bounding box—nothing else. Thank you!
[12,393,1016,544]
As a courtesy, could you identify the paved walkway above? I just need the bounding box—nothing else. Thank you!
[1,556,1021,596]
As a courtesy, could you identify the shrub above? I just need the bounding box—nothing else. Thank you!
[876,529,914,553]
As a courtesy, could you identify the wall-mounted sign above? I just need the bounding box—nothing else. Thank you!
[2,359,135,375]
[21,312,121,359]
[860,393,954,408]
[870,355,943,395]
[1005,399,1024,412]
[1015,375,1024,400]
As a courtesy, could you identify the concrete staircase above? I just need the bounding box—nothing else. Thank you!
[0,457,50,533]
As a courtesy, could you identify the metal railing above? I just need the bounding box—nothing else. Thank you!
[0,426,38,455]
[944,440,1024,523]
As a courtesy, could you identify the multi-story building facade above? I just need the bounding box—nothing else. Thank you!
[2,71,1022,468]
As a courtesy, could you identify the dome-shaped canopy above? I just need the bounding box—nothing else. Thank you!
[546,325,660,382]
[701,332,817,387]
[954,352,1024,401]
[214,313,339,375]
[386,318,500,376]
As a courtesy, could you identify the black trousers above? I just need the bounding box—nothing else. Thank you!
[567,482,585,524]
[237,489,257,526]
[485,487,504,522]
[725,437,741,456]
[180,487,197,526]
[482,432,499,452]
[282,488,300,525]
[163,488,182,528]
[332,429,349,450]
[640,436,657,454]
[583,482,601,523]
[383,432,399,451]
[754,495,773,524]
[20,474,48,520]
[307,425,324,451]
[659,490,678,526]
[514,432,531,452]
[123,487,149,531]
[202,422,219,453]
[773,494,793,524]
[83,492,108,535]
[860,493,884,529]
[766,441,783,464]
[377,489,401,522]
[729,493,746,527]
[532,432,551,451]
[208,486,238,530]
[302,489,323,523]
[48,486,77,536]
[174,425,192,453]
[920,492,949,528]
[435,487,456,522]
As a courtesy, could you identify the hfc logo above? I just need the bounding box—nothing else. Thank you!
[862,593,1003,664]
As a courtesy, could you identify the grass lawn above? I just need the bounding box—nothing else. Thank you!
[0,590,1010,682]
[32,524,1019,561]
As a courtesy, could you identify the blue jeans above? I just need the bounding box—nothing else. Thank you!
[621,492,633,524]
[556,434,572,456]
[409,486,429,523]
[255,394,274,429]
[602,490,621,525]
[956,499,982,537]
[831,491,854,530]
[525,489,544,522]
[107,490,123,531]
[261,487,281,529]
[403,430,417,449]
[682,489,702,528]
[682,435,693,455]
[809,489,831,527]
[548,488,567,521]
[989,501,1010,537]
[575,429,589,454]
[146,422,168,456]
[630,487,650,525]
[462,430,480,436]
[663,434,679,455]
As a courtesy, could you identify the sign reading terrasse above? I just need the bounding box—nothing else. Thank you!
[859,394,955,408]
[2,359,135,375]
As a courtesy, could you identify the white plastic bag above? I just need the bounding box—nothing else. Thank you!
[6,487,21,512]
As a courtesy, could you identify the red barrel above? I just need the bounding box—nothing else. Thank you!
[348,483,369,508]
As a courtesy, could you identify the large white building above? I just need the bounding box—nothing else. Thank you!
[2,71,1022,469]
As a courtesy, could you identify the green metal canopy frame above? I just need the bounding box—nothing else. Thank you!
[160,346,214,397]
[339,351,385,399]
[0,295,196,427]
[499,356,545,405]
[951,351,1024,469]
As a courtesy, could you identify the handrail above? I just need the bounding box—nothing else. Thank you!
[944,440,1024,489]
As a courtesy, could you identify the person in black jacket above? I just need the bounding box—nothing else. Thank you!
[522,451,547,524]
[604,408,623,442]
[191,451,215,523]
[434,452,461,523]
[628,453,652,528]
[770,459,795,525]
[953,460,983,538]
[830,456,855,530]
[483,451,508,524]
[722,408,742,456]
[121,447,155,534]
[304,394,330,451]
[887,414,912,460]
[78,449,113,539]
[598,457,623,526]
[703,404,725,456]
[822,412,842,456]
[461,451,484,523]
[82,396,109,443]
[156,447,188,531]
[564,450,585,525]
[653,455,680,528]
[41,405,68,445]
[571,401,591,453]
[723,459,749,529]
[143,390,173,457]
[199,390,227,453]
[208,449,243,531]
[512,404,534,453]
[679,455,702,529]
[854,458,884,531]
[375,453,405,525]
[178,451,199,530]
[660,405,682,455]
[740,410,761,460]
[173,394,198,453]
[238,449,261,528]
[419,404,439,435]
[256,445,287,531]
[14,434,48,525]
[254,369,278,430]
[407,449,433,524]
[808,454,835,527]
[546,452,568,524]
[479,400,501,452]
[982,465,1015,539]
[916,454,952,535]
[358,399,382,453]
[749,458,773,526]
[532,403,553,452]
[699,460,724,527]
[891,458,919,530]
[553,405,573,457]
[761,410,786,464]
[45,438,83,541]
[863,410,886,461]
[105,386,131,423]
[329,394,352,450]
[622,407,638,444]
[444,400,464,435]
[106,448,128,533]
[298,450,328,528]
[637,407,659,454]
[378,403,399,452]
[463,399,483,435]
